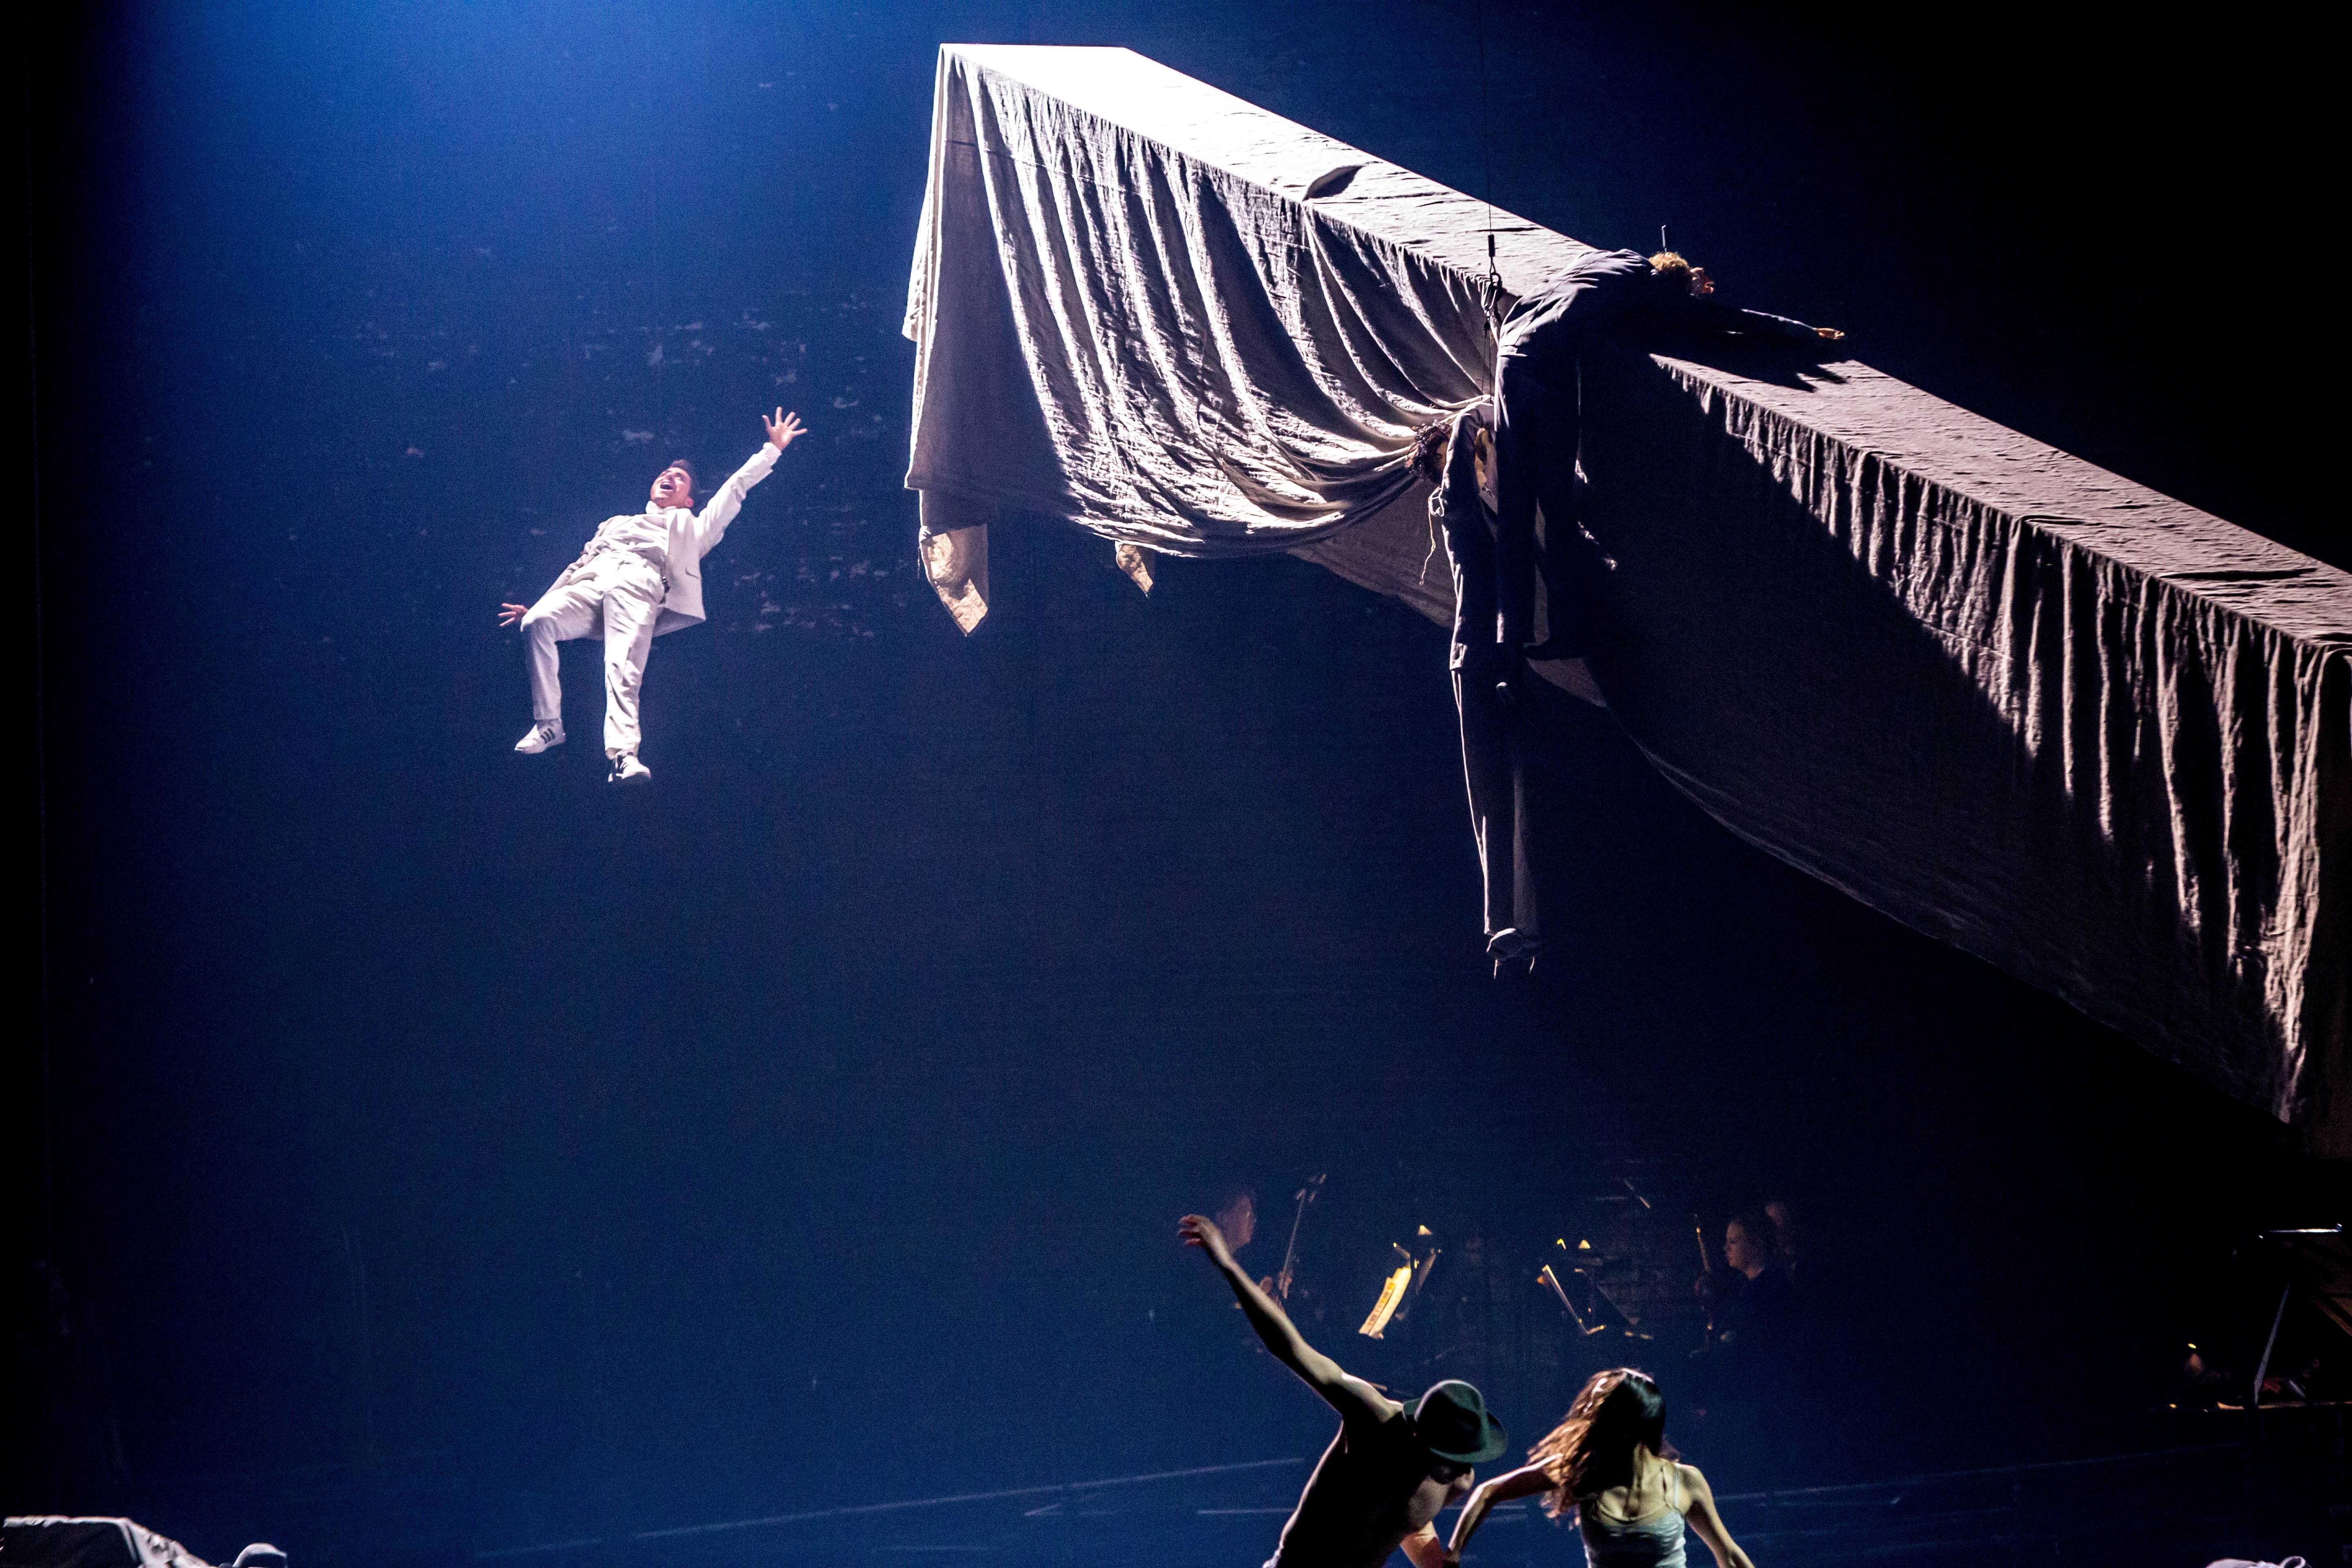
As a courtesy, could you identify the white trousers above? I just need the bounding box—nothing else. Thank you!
[521,552,664,758]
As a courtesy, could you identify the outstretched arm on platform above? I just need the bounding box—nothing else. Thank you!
[1734,307,1843,342]
[1178,1214,1393,1426]
[1679,292,1843,343]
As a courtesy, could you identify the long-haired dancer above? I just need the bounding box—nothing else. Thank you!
[1442,1368,1756,1568]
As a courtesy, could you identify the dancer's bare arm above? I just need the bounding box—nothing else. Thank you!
[1443,1462,1556,1564]
[1178,1214,1391,1425]
[1399,1523,1446,1568]
[1679,1465,1756,1568]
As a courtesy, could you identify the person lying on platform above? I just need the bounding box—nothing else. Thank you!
[498,408,806,784]
[1444,1368,1756,1568]
[1488,249,1842,676]
[1178,1211,1509,1568]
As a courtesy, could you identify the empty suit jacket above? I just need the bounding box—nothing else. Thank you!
[623,443,780,636]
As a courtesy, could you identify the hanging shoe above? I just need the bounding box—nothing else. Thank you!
[514,722,564,754]
[1487,927,1541,960]
[609,752,652,785]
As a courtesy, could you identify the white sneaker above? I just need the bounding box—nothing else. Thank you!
[609,753,652,785]
[515,722,564,754]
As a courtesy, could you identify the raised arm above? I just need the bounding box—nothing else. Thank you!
[688,409,805,550]
[1678,1464,1758,1568]
[1442,1461,1557,1564]
[1178,1214,1392,1425]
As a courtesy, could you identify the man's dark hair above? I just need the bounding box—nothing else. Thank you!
[1409,419,1450,486]
[664,457,698,494]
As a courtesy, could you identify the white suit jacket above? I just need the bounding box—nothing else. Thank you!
[632,444,779,636]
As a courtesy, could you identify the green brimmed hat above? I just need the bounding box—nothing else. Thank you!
[1403,1379,1509,1465]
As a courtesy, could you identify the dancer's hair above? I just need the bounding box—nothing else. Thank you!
[1526,1368,1672,1519]
[1648,250,1695,291]
[663,457,698,496]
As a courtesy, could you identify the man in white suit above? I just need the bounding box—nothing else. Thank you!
[499,408,805,783]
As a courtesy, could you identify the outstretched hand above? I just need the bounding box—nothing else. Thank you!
[1179,1214,1235,1268]
[1816,326,1845,341]
[497,602,528,628]
[764,408,806,451]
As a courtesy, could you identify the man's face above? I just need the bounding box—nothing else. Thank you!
[650,465,694,509]
[1426,1459,1475,1499]
[1688,267,1715,298]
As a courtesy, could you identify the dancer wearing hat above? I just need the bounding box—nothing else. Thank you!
[1179,1212,1510,1568]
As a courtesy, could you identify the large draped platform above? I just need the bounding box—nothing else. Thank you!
[902,44,2350,1152]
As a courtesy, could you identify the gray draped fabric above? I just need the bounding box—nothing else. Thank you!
[901,45,2351,1151]
[902,44,1490,563]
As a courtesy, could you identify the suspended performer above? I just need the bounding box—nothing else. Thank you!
[499,408,806,783]
[1489,250,1841,676]
[1414,408,1542,970]
[1442,1368,1757,1568]
[1178,1212,1509,1568]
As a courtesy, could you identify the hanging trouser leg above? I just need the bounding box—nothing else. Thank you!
[1454,659,1536,950]
[1493,350,1609,657]
[597,558,664,759]
[519,565,606,728]
[1492,351,1567,653]
[1437,412,1539,953]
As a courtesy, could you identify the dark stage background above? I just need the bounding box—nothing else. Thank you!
[15,2,2346,1563]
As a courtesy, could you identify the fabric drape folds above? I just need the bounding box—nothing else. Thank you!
[901,45,2351,1151]
[903,43,1492,624]
[1574,344,2350,1151]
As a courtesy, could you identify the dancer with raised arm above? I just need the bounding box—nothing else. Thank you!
[1443,1368,1756,1568]
[499,408,805,784]
[1178,1212,1508,1568]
